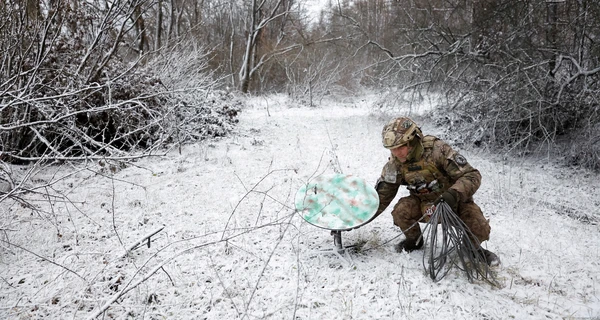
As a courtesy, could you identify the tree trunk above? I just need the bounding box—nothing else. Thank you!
[133,3,148,54]
[167,0,174,41]
[229,1,236,88]
[155,0,162,50]
[25,0,40,22]
[239,34,255,93]
[546,0,564,75]
[239,0,259,93]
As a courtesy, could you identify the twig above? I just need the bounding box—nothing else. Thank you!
[323,122,343,174]
[121,226,166,258]
[209,252,242,315]
[221,168,296,240]
[161,267,175,286]
[0,238,86,281]
[111,174,124,248]
[243,211,295,318]
[85,215,295,320]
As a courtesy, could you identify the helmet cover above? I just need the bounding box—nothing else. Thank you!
[382,117,422,149]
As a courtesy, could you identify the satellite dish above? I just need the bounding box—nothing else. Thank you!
[294,173,379,231]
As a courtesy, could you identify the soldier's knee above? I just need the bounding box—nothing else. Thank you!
[468,216,490,243]
[458,203,490,242]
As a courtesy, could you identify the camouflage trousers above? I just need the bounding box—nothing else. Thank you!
[391,194,491,246]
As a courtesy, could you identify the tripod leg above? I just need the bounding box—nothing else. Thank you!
[332,230,343,253]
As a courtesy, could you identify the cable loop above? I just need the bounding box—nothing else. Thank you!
[422,202,498,285]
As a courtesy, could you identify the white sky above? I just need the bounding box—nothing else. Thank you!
[303,0,330,19]
[1,93,599,319]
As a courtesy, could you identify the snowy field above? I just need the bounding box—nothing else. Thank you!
[1,94,599,319]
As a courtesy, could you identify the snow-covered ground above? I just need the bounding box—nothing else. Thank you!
[1,94,599,319]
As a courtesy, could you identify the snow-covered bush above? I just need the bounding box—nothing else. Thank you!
[0,4,242,164]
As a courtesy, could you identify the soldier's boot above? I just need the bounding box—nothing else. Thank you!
[478,248,501,267]
[395,237,424,253]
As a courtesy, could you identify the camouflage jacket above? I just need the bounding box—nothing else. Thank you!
[375,135,481,216]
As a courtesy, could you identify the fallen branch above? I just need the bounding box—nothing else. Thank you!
[121,226,165,258]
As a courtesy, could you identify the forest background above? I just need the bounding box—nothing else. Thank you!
[1,0,599,169]
[1,0,600,318]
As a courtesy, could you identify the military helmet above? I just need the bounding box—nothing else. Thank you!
[382,117,422,149]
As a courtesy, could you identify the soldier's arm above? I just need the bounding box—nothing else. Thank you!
[374,178,400,217]
[372,159,401,219]
[436,140,481,201]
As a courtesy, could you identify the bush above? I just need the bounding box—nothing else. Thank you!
[0,3,242,164]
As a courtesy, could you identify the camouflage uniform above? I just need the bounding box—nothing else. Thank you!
[375,120,491,247]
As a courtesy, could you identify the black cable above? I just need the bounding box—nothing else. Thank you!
[422,201,498,286]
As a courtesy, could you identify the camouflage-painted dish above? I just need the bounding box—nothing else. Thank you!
[295,174,379,231]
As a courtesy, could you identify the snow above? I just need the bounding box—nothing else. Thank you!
[1,94,599,319]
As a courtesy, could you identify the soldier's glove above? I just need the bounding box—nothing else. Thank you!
[434,189,459,213]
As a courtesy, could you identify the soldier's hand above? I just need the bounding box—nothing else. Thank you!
[435,189,459,213]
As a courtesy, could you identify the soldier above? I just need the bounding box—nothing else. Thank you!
[374,117,500,266]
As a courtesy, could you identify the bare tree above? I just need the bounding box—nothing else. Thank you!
[238,0,298,93]
[155,0,163,50]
